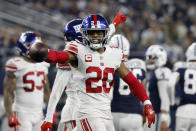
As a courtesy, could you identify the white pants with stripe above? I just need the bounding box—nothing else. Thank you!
[57,120,77,131]
[11,111,43,131]
[76,117,115,131]
[112,113,144,131]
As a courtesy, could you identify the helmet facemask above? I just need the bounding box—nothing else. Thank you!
[145,45,167,70]
[81,29,109,50]
[146,54,157,70]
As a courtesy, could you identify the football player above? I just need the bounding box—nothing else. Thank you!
[42,12,127,131]
[42,19,82,131]
[31,14,155,131]
[145,45,171,131]
[3,31,51,131]
[110,34,146,131]
[171,42,196,131]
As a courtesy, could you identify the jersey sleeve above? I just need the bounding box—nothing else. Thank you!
[155,67,171,81]
[5,58,18,72]
[45,69,72,122]
[65,41,80,55]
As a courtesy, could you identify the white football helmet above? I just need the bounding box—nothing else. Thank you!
[109,34,130,56]
[145,45,167,70]
[185,42,196,61]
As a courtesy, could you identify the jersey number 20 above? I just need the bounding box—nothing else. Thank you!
[86,66,114,93]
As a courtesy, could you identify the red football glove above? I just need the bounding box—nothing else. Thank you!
[143,104,155,128]
[41,121,53,131]
[8,115,21,127]
[112,11,127,27]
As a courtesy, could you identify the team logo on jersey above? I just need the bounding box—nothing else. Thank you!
[85,54,92,62]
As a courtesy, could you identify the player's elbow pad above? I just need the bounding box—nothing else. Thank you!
[45,49,69,64]
[123,72,149,103]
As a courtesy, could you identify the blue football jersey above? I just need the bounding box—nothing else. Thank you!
[177,63,196,106]
[111,59,146,114]
[148,67,171,113]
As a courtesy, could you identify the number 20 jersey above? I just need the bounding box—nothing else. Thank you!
[5,57,49,113]
[65,41,124,119]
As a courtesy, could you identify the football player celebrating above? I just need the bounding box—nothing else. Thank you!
[171,42,196,131]
[145,45,171,131]
[42,19,82,131]
[41,11,127,131]
[30,14,155,131]
[3,31,51,131]
[110,34,146,131]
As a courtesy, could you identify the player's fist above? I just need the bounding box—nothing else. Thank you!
[112,11,127,27]
[29,42,48,62]
[8,115,21,127]
[143,104,155,128]
[41,121,53,131]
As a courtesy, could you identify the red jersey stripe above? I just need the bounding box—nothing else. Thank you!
[66,46,78,54]
[5,65,17,70]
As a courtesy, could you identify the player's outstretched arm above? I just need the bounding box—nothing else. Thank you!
[41,69,72,131]
[3,71,21,127]
[116,62,155,128]
[28,42,76,63]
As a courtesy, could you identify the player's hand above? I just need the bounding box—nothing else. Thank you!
[112,11,127,27]
[143,104,155,128]
[41,121,53,131]
[8,115,21,127]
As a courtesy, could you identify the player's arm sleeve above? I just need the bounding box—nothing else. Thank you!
[45,69,72,122]
[46,40,79,64]
[157,80,170,112]
[108,24,115,39]
[156,68,171,125]
[117,62,150,104]
[168,72,180,105]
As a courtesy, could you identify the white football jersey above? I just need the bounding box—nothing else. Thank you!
[60,66,79,122]
[5,57,49,113]
[65,41,124,119]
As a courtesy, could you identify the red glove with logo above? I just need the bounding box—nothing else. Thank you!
[8,115,21,127]
[41,121,53,131]
[143,104,155,128]
[112,11,127,27]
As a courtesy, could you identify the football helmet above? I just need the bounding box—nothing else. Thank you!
[63,19,83,42]
[17,31,42,57]
[145,45,167,70]
[109,34,130,56]
[81,14,109,49]
[185,42,196,61]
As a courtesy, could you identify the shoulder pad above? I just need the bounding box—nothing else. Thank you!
[5,57,22,72]
[65,41,81,54]
[126,58,146,71]
[155,67,171,80]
